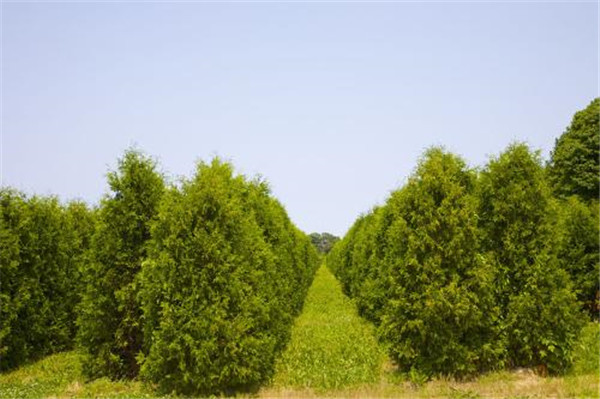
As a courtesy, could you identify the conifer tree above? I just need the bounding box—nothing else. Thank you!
[77,149,164,379]
[479,143,583,373]
[0,189,30,370]
[378,148,502,376]
[1,190,85,370]
[138,159,318,395]
[555,197,599,317]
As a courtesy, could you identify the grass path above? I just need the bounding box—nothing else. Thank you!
[266,264,387,392]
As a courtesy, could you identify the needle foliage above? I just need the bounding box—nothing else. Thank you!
[0,190,94,371]
[76,149,165,379]
[137,159,319,395]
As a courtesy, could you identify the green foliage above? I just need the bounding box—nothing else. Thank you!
[555,197,599,317]
[328,208,389,323]
[138,159,319,395]
[309,232,340,254]
[378,149,503,376]
[478,143,583,373]
[77,149,165,379]
[63,201,96,338]
[478,144,553,303]
[548,98,599,201]
[329,148,504,378]
[0,189,27,370]
[569,322,600,376]
[3,99,595,390]
[0,190,93,371]
[330,141,590,378]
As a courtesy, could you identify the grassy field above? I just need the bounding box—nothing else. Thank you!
[0,264,598,398]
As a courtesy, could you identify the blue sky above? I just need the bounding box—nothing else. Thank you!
[2,1,598,236]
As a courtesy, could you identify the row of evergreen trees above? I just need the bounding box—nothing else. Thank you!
[0,153,320,395]
[328,98,599,377]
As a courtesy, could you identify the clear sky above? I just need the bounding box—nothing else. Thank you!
[2,1,598,236]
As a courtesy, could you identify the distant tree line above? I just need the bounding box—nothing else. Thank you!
[327,98,599,378]
[1,153,320,395]
[309,232,340,254]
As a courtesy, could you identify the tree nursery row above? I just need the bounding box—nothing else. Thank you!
[1,154,320,395]
[328,98,599,378]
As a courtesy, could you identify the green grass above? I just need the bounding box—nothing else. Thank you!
[0,351,83,398]
[570,320,600,376]
[269,264,387,391]
[1,266,598,398]
[0,351,165,399]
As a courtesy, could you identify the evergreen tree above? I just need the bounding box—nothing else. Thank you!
[333,208,388,324]
[479,143,583,373]
[77,149,164,379]
[555,197,599,317]
[63,201,96,339]
[0,189,29,370]
[378,148,502,376]
[138,159,318,395]
[0,190,85,370]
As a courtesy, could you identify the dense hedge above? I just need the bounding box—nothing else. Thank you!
[138,159,319,395]
[0,190,93,371]
[77,150,165,379]
[329,143,589,377]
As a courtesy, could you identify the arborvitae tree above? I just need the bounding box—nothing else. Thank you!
[138,159,318,395]
[357,207,394,324]
[555,197,599,317]
[0,189,29,370]
[327,214,366,298]
[77,149,164,379]
[63,201,95,339]
[288,227,320,316]
[245,179,319,332]
[0,190,83,370]
[479,143,583,373]
[332,208,388,324]
[548,98,599,201]
[378,148,502,377]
